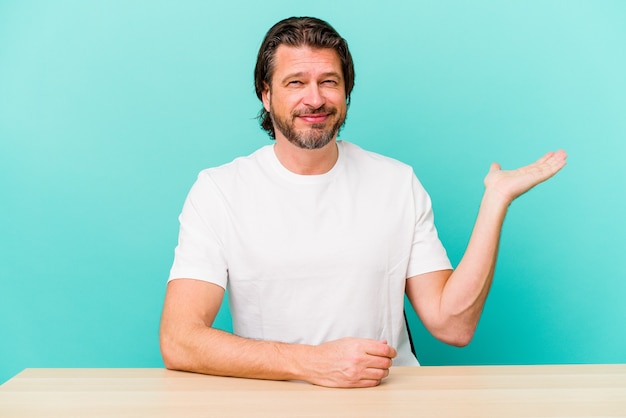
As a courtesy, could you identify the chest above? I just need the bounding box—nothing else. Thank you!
[220,178,414,282]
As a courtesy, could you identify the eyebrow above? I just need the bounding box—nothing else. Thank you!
[280,71,343,83]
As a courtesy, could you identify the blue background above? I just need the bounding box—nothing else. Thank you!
[1,0,625,384]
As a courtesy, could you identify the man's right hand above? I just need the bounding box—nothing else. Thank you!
[302,338,397,388]
[161,280,397,389]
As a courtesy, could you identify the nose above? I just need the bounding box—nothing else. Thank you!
[302,84,325,109]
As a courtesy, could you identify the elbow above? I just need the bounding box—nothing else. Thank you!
[426,308,480,347]
[443,331,474,347]
[160,337,177,370]
[160,329,185,371]
[431,324,476,347]
[161,350,178,371]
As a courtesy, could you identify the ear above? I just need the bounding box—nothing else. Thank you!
[261,82,271,112]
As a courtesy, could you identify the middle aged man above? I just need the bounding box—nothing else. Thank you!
[160,16,567,388]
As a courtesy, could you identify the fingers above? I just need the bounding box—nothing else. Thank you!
[365,339,397,359]
[486,150,567,196]
[359,367,390,386]
[489,162,502,173]
[350,378,385,388]
[362,340,395,381]
[352,361,391,388]
[546,149,568,171]
[547,149,567,161]
[310,338,397,388]
[493,149,567,175]
[533,150,568,182]
[537,150,556,164]
[539,150,567,166]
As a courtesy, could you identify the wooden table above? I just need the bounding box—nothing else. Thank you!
[1,365,625,417]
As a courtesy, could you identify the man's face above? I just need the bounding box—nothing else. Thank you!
[262,45,347,150]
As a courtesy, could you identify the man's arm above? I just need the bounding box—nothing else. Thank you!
[159,278,396,388]
[406,150,567,346]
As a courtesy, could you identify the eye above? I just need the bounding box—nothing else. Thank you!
[322,79,338,86]
[288,80,303,86]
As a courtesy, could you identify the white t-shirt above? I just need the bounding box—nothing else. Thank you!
[169,140,452,365]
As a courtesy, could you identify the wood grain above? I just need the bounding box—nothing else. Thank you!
[1,365,625,417]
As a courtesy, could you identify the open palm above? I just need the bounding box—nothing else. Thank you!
[484,150,568,204]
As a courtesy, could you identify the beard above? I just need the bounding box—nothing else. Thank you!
[270,104,346,150]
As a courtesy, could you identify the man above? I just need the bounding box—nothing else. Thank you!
[160,17,567,388]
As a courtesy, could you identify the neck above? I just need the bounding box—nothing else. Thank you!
[273,137,339,175]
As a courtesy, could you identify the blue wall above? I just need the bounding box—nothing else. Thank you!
[1,1,625,383]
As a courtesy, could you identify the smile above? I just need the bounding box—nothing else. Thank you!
[297,113,330,124]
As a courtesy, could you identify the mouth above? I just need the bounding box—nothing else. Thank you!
[297,113,330,124]
[294,107,336,125]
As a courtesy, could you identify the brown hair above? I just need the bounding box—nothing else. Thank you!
[254,17,355,139]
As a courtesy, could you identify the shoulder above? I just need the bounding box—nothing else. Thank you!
[340,140,415,178]
[196,145,273,184]
[339,140,432,199]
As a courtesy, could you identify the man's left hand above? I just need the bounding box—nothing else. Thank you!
[483,149,568,205]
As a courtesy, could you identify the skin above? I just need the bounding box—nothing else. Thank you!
[264,46,347,155]
[160,45,568,388]
[263,46,347,175]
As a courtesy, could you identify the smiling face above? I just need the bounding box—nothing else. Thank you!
[262,45,347,150]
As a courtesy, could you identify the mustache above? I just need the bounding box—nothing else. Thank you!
[292,106,337,117]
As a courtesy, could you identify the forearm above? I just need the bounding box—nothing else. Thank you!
[438,190,510,341]
[161,322,396,388]
[160,279,396,388]
[439,150,567,341]
[161,321,310,382]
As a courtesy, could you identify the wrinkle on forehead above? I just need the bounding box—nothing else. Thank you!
[271,46,343,84]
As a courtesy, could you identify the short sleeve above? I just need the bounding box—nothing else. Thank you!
[405,175,453,278]
[168,171,229,288]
